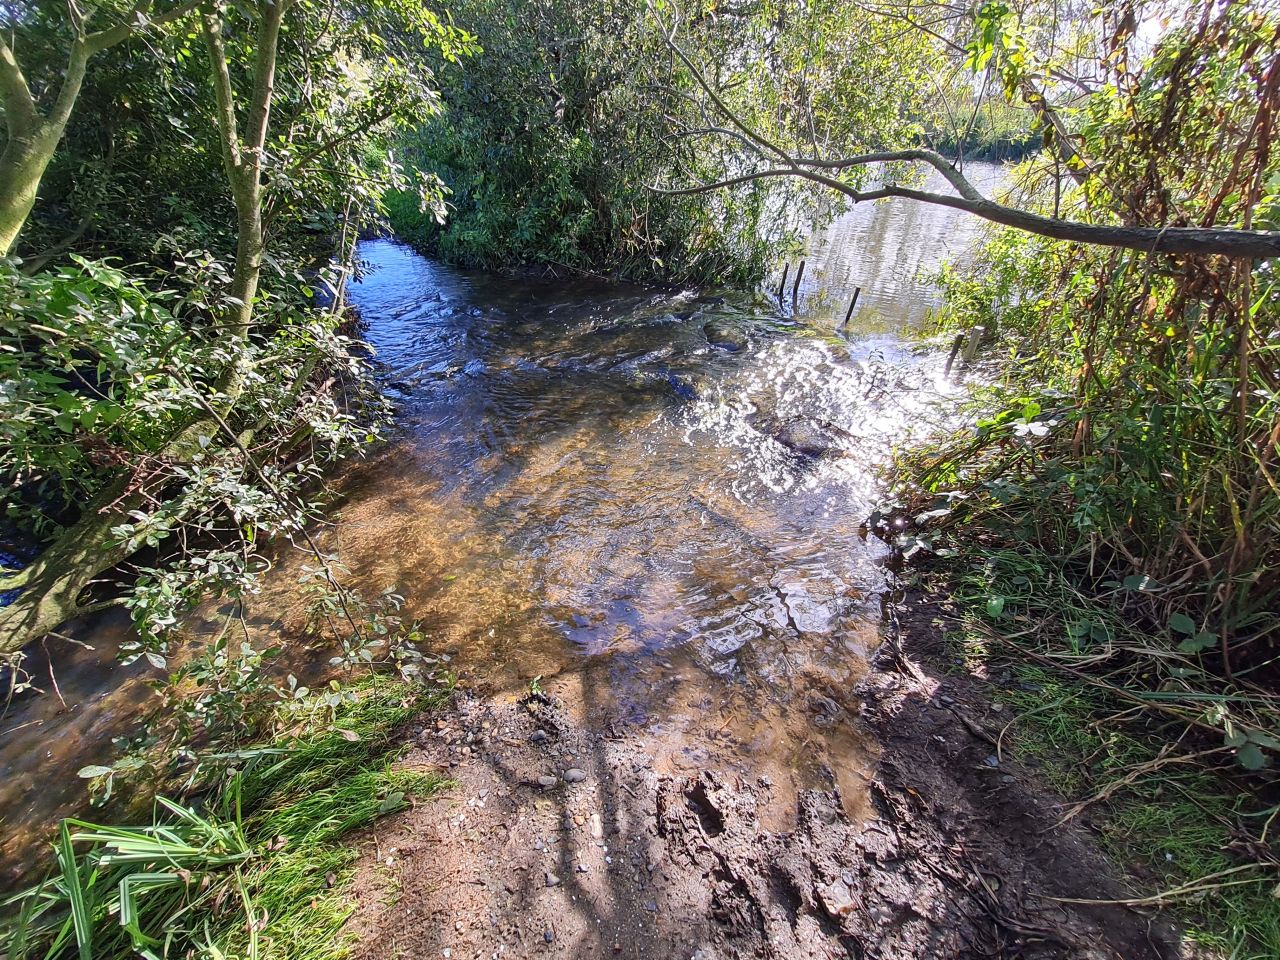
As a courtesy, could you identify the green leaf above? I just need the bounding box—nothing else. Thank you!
[1168,612,1197,635]
[56,821,95,960]
[1238,742,1269,771]
[1123,574,1160,592]
[1177,632,1217,654]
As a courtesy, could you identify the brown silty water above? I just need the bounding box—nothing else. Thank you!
[0,163,1000,874]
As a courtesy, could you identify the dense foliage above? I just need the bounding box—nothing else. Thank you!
[878,3,1280,951]
[386,0,792,283]
[1,0,472,759]
[906,0,1280,715]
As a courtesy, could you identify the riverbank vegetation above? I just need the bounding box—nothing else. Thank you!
[1,0,472,704]
[876,2,1280,954]
[3,0,1279,955]
[385,0,784,284]
[2,680,448,959]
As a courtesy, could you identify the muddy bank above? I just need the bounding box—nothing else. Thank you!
[344,604,1178,959]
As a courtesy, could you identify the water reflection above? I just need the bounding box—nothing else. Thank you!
[792,161,1007,326]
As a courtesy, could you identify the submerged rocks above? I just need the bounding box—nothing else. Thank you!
[771,419,845,459]
[703,318,750,352]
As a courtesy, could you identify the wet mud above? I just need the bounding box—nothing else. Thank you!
[346,607,1178,959]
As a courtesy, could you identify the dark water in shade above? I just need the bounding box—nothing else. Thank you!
[0,163,1000,872]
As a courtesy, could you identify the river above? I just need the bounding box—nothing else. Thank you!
[0,162,1004,878]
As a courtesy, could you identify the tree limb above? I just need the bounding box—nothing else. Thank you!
[652,164,1280,259]
[0,33,38,135]
[84,0,203,56]
[200,3,244,190]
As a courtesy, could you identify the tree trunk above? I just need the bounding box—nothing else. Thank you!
[0,479,142,652]
[0,124,61,256]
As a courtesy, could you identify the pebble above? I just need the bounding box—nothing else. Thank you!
[982,754,1000,768]
[939,695,955,706]
[818,879,858,919]
[538,775,558,788]
[563,768,587,783]
[544,872,561,887]
[531,729,548,743]
[589,813,603,839]
[544,929,554,944]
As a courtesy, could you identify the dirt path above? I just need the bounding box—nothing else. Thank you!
[346,604,1180,959]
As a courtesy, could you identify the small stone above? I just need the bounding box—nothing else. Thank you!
[544,929,554,944]
[818,879,858,919]
[643,899,658,912]
[538,775,558,788]
[589,813,603,839]
[1000,774,1015,784]
[544,872,561,887]
[531,729,548,743]
[982,754,1000,768]
[939,695,955,706]
[990,702,1005,713]
[563,768,587,783]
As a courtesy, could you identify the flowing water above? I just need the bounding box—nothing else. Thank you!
[0,163,1002,876]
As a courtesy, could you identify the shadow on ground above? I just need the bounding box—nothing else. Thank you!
[345,613,1181,960]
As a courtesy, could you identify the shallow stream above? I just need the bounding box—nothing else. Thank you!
[0,163,1001,874]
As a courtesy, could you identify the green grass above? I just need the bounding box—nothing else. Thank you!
[934,559,1280,960]
[1,680,453,960]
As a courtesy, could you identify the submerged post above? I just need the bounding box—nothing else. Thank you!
[962,325,986,363]
[791,260,806,303]
[842,287,862,326]
[943,333,964,377]
[777,263,789,302]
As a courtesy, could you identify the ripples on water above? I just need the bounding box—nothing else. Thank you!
[0,165,999,865]
[303,234,967,823]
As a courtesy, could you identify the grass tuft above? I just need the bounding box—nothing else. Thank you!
[1,680,452,960]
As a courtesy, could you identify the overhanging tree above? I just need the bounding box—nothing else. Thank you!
[648,0,1280,260]
[0,0,473,655]
[0,0,202,255]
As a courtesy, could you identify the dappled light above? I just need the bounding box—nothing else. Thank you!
[2,0,1278,957]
